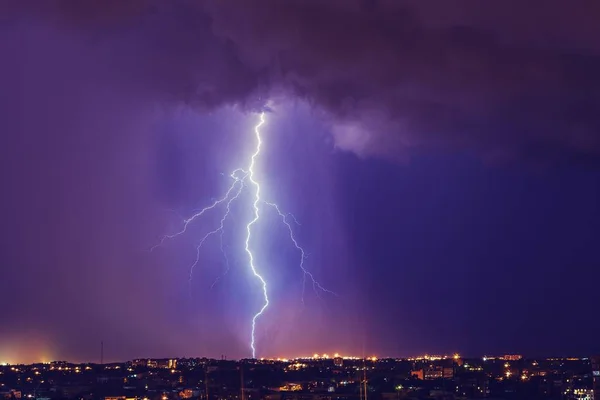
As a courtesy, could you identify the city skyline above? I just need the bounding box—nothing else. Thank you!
[1,354,599,400]
[5,352,600,367]
[0,352,595,366]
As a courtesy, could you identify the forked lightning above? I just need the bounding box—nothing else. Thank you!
[154,112,334,358]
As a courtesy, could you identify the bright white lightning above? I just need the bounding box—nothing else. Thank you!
[246,113,268,359]
[154,112,333,359]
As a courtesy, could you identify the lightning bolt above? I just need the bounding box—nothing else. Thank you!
[264,201,337,302]
[209,227,231,290]
[151,168,246,251]
[153,112,333,358]
[245,112,269,359]
[189,174,246,292]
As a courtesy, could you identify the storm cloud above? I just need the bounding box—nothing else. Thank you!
[5,0,600,163]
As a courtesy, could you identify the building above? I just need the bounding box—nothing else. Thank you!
[572,389,594,400]
[104,397,137,400]
[592,356,600,400]
[411,367,453,380]
[503,355,523,361]
[131,359,146,367]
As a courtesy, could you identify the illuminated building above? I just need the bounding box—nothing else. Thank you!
[572,389,594,400]
[333,357,343,367]
[104,397,137,400]
[131,359,146,367]
[277,383,302,391]
[411,367,453,380]
[424,368,442,380]
[411,369,423,380]
[503,355,523,361]
[453,356,464,367]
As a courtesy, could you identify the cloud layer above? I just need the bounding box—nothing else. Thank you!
[6,0,600,163]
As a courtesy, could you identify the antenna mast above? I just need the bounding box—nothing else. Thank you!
[240,363,245,400]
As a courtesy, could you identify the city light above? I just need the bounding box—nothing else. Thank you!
[1,355,596,399]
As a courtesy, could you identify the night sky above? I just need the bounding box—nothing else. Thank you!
[1,0,600,364]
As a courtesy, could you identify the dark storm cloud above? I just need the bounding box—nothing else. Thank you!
[9,0,600,163]
[2,0,267,111]
[207,0,600,163]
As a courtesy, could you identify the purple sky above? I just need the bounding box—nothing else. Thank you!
[1,0,600,363]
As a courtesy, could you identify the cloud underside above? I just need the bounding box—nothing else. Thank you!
[8,0,600,164]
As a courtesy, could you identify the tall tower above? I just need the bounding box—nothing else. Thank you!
[592,356,600,400]
[240,363,244,400]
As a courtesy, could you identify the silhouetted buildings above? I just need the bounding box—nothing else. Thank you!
[0,355,597,400]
